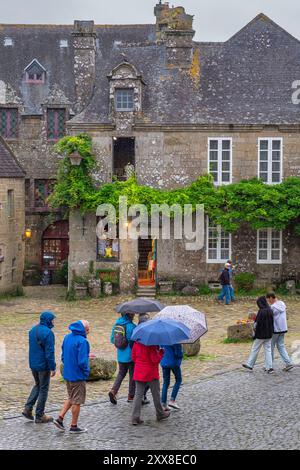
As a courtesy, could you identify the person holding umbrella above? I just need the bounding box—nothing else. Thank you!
[160,343,183,411]
[130,318,190,425]
[109,298,165,406]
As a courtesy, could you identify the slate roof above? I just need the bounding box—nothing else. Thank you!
[1,15,300,124]
[0,136,25,178]
[75,14,300,125]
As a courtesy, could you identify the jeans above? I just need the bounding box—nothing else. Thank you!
[272,334,292,366]
[229,285,235,301]
[218,285,231,305]
[25,370,51,418]
[112,361,135,397]
[161,366,182,404]
[132,379,165,422]
[246,338,272,370]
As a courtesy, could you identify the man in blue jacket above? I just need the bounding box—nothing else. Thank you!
[23,311,56,423]
[53,320,90,434]
[108,313,136,405]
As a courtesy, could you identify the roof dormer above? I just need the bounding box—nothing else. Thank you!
[24,59,46,84]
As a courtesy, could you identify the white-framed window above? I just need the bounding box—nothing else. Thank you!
[258,138,283,184]
[208,138,232,185]
[257,228,282,264]
[115,88,134,111]
[206,219,231,263]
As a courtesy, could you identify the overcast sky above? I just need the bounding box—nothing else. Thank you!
[1,0,300,42]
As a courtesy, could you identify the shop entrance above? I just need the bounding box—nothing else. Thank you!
[138,238,157,287]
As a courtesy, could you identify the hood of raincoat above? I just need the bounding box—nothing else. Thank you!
[39,311,56,329]
[69,320,87,337]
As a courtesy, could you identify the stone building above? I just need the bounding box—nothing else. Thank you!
[0,137,25,294]
[0,2,300,292]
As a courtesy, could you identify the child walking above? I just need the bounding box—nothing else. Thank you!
[161,344,183,410]
[242,296,274,373]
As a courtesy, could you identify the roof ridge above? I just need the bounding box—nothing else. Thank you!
[226,12,300,44]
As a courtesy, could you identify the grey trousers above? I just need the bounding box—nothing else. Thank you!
[132,379,165,422]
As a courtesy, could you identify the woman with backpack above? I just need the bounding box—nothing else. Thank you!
[108,313,136,405]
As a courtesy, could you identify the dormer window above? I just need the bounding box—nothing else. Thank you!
[25,59,46,84]
[115,89,134,111]
[108,62,145,115]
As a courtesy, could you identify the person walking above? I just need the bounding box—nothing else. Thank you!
[138,313,151,405]
[53,320,90,434]
[218,263,232,305]
[108,313,136,405]
[266,292,293,371]
[131,342,170,425]
[161,344,183,410]
[242,296,274,373]
[22,311,56,423]
[227,260,235,301]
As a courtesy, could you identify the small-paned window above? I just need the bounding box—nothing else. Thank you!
[115,89,134,111]
[0,108,18,138]
[47,108,66,140]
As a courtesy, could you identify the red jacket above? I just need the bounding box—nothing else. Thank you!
[132,342,164,382]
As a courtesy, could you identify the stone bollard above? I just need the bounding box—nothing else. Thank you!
[227,322,254,341]
[60,357,117,381]
[183,339,201,357]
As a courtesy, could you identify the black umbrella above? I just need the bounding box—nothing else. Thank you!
[115,298,165,315]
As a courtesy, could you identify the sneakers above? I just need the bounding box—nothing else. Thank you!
[162,404,170,411]
[53,418,65,431]
[108,390,117,405]
[132,418,144,426]
[127,395,134,403]
[69,426,87,434]
[35,414,53,424]
[283,365,294,372]
[157,411,170,422]
[22,408,34,421]
[168,401,180,410]
[142,398,150,405]
[242,364,253,371]
[267,368,274,374]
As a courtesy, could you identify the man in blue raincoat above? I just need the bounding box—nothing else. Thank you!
[22,311,56,423]
[53,320,90,434]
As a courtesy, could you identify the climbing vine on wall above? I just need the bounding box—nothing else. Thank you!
[48,134,300,234]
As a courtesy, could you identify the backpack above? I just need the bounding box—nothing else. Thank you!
[113,324,128,350]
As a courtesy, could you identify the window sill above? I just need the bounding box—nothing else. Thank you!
[257,261,282,265]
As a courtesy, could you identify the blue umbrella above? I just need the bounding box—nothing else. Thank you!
[131,318,190,346]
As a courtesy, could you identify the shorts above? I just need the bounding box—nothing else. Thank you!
[66,381,86,405]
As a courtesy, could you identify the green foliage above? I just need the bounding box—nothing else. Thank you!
[234,272,256,292]
[49,135,300,234]
[52,261,68,285]
[198,284,212,295]
[222,338,253,344]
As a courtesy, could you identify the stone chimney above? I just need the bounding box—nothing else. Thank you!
[72,20,96,113]
[154,2,195,68]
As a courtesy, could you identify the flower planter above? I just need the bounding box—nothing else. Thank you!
[103,282,113,296]
[159,281,173,294]
[88,279,102,298]
[74,284,88,300]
